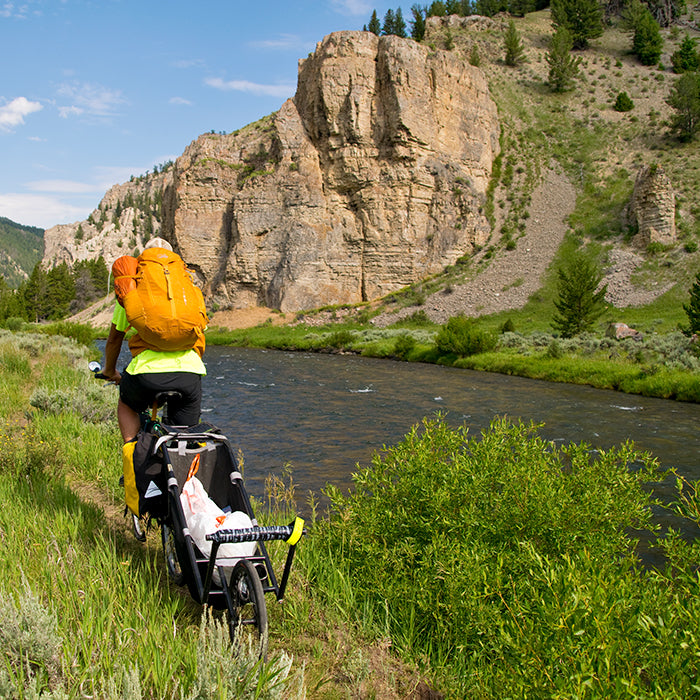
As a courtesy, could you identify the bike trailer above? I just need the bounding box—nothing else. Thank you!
[154,426,304,657]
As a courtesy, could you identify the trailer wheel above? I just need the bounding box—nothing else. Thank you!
[161,523,184,586]
[230,559,268,659]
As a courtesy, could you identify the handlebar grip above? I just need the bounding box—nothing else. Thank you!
[206,518,305,546]
[93,373,109,380]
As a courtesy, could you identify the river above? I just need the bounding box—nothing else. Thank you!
[197,346,700,517]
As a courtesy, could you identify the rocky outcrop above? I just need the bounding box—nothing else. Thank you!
[43,171,172,269]
[606,322,643,340]
[626,165,676,249]
[45,30,500,313]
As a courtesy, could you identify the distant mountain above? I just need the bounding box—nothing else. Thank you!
[0,217,44,287]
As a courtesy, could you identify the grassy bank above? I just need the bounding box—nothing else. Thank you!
[2,331,700,698]
[203,304,700,403]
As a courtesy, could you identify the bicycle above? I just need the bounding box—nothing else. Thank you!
[89,361,305,657]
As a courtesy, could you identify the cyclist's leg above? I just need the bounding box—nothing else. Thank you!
[117,398,141,442]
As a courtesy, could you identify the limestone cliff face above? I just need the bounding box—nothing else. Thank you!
[45,30,500,312]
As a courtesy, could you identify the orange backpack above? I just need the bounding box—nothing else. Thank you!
[112,248,208,357]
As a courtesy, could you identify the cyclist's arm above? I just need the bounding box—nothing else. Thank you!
[103,323,125,383]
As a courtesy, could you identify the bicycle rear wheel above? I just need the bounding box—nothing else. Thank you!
[229,558,268,659]
[161,522,184,586]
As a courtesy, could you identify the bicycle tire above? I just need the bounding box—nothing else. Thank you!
[229,558,268,659]
[161,522,184,586]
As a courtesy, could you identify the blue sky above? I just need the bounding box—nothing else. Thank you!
[1,0,398,230]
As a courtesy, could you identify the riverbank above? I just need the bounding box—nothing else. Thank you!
[2,331,699,697]
[203,314,700,403]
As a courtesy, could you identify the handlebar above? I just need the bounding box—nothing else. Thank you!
[206,518,305,547]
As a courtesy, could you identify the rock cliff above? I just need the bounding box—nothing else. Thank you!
[625,164,676,248]
[44,30,500,312]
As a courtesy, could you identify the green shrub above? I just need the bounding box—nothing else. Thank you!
[500,318,516,334]
[315,417,696,697]
[393,333,416,359]
[614,91,634,112]
[435,315,496,357]
[39,321,96,347]
[325,329,356,349]
[3,317,24,332]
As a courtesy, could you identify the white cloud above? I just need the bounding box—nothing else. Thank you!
[56,81,127,118]
[173,58,205,69]
[0,192,90,229]
[0,2,30,19]
[0,96,43,131]
[332,0,374,15]
[26,179,100,194]
[249,34,306,50]
[169,96,193,106]
[205,77,294,99]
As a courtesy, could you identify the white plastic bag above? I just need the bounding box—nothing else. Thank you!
[180,476,256,583]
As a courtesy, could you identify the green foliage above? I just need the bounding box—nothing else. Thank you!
[0,216,43,288]
[546,26,582,93]
[633,10,664,66]
[435,315,497,357]
[469,43,481,66]
[325,329,356,349]
[552,252,608,338]
[0,336,306,698]
[621,0,648,32]
[4,256,109,324]
[38,320,97,347]
[672,35,700,73]
[409,4,426,40]
[550,0,604,49]
[614,90,634,111]
[393,333,417,359]
[315,416,700,697]
[381,8,407,37]
[681,270,700,335]
[504,20,525,66]
[667,71,700,141]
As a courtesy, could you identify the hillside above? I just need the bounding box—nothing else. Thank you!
[374,10,699,326]
[0,216,43,287]
[42,10,700,327]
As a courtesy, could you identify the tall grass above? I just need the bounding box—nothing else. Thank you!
[6,331,700,697]
[0,332,305,698]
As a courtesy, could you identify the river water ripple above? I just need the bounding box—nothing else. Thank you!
[197,347,700,517]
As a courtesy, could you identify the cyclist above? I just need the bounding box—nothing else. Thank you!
[101,237,207,442]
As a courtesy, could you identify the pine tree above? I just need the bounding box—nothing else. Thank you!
[395,7,408,37]
[382,8,396,34]
[428,1,447,16]
[682,270,700,335]
[546,26,582,92]
[0,275,22,323]
[633,9,663,65]
[550,0,604,49]
[410,4,426,40]
[368,10,381,35]
[46,262,75,320]
[551,253,607,338]
[509,0,533,17]
[504,20,525,65]
[614,91,634,111]
[672,35,700,73]
[21,263,49,322]
[667,71,700,141]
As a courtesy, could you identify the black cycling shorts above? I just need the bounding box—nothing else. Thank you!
[119,371,202,427]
